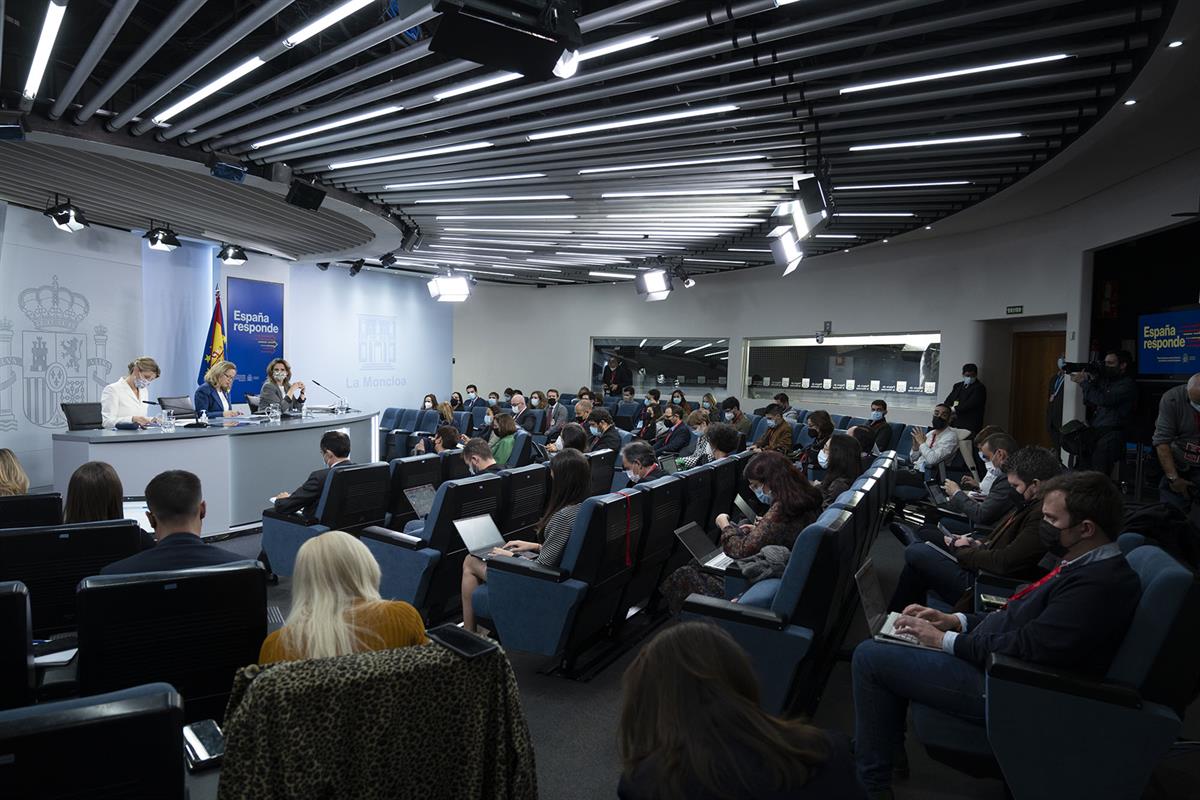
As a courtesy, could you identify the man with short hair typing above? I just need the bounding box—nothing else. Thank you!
[463,437,503,474]
[852,471,1141,797]
[101,470,242,574]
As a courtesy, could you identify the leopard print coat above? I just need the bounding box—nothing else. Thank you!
[216,641,538,800]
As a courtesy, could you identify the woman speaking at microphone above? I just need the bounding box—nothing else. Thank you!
[260,357,305,413]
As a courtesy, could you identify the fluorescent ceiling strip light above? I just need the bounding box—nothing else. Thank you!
[715,339,726,344]
[444,227,568,235]
[436,214,576,220]
[528,258,612,267]
[589,271,638,280]
[849,132,1023,151]
[528,103,739,142]
[833,212,914,217]
[330,141,493,170]
[607,214,762,220]
[720,356,729,361]
[434,72,522,101]
[441,237,561,247]
[153,56,266,124]
[602,188,766,199]
[284,0,373,46]
[814,234,859,239]
[579,154,765,174]
[729,248,771,253]
[252,105,402,149]
[23,1,67,101]
[578,33,659,61]
[661,339,683,350]
[639,338,648,347]
[708,348,729,356]
[493,264,562,273]
[428,244,532,253]
[556,251,633,259]
[383,173,545,190]
[839,54,1069,94]
[684,342,714,354]
[562,243,685,251]
[414,194,570,204]
[834,181,971,190]
[458,268,516,277]
[684,258,745,265]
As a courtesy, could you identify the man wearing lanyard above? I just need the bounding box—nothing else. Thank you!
[1047,356,1067,449]
[851,471,1141,797]
[1153,373,1200,514]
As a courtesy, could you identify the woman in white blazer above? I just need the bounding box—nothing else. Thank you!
[100,356,160,428]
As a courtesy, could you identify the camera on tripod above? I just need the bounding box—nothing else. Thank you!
[1061,361,1101,375]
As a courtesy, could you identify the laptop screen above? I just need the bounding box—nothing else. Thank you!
[453,514,506,553]
[734,494,758,523]
[673,522,718,562]
[658,455,678,474]
[854,558,888,634]
[403,484,438,518]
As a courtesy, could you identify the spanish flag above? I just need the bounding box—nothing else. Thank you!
[197,287,227,384]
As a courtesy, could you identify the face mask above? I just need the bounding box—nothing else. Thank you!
[672,396,682,404]
[466,392,476,400]
[273,371,287,381]
[644,398,652,406]
[625,468,639,483]
[724,411,734,422]
[1056,357,1066,370]
[702,401,712,410]
[869,410,883,421]
[468,463,477,476]
[487,398,497,407]
[765,418,777,428]
[978,451,989,463]
[930,417,948,430]
[134,377,150,390]
[1038,520,1070,557]
[530,398,539,407]
[753,487,772,505]
[807,427,818,438]
[424,401,433,409]
[589,425,600,436]
[1103,366,1120,379]
[817,449,829,468]
[691,427,703,436]
[962,376,975,385]
[484,414,493,426]
[549,397,557,406]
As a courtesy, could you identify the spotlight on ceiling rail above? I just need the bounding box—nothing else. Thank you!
[349,259,365,276]
[218,244,247,266]
[144,221,181,252]
[428,273,472,302]
[43,193,88,233]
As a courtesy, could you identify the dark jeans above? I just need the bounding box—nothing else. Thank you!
[1159,475,1194,512]
[853,640,987,792]
[888,541,974,611]
[1085,428,1124,477]
[892,468,927,502]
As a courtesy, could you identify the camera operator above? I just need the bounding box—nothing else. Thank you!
[1070,349,1136,476]
[1153,373,1200,511]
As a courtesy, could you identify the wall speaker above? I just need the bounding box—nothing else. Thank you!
[285,180,325,211]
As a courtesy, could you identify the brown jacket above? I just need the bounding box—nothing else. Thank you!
[755,422,793,454]
[954,496,1049,579]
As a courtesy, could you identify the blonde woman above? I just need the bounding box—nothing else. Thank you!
[0,448,29,496]
[100,356,160,428]
[260,358,305,414]
[258,531,427,663]
[194,360,242,417]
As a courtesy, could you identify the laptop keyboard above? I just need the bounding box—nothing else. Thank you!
[705,553,734,570]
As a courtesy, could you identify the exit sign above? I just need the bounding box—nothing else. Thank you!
[1006,305,1024,315]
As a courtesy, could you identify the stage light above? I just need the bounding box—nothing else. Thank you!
[380,253,397,267]
[636,269,673,302]
[144,222,181,252]
[349,259,365,276]
[219,244,247,265]
[427,274,472,302]
[43,194,88,232]
[401,226,423,252]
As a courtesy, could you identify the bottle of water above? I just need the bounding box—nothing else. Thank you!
[199,410,209,427]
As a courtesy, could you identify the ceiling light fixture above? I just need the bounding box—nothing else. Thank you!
[579,154,765,174]
[589,271,638,280]
[329,140,493,170]
[251,106,403,149]
[444,227,568,235]
[1123,99,1137,106]
[528,103,739,141]
[833,212,915,217]
[814,234,858,239]
[834,181,971,190]
[219,244,247,265]
[434,72,523,101]
[839,53,1069,94]
[849,132,1023,151]
[684,342,713,354]
[153,57,266,124]
[436,214,577,220]
[42,194,88,233]
[442,236,560,247]
[639,338,648,347]
[284,0,373,47]
[413,194,570,204]
[1168,40,1184,48]
[602,188,767,199]
[683,258,745,265]
[23,1,68,104]
[661,339,683,350]
[383,173,546,190]
[143,221,181,252]
[427,274,472,302]
[580,33,659,61]
[428,244,534,253]
[728,248,771,253]
[348,259,365,276]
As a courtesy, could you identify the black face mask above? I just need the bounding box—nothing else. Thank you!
[1103,366,1121,379]
[1038,520,1068,557]
[930,416,948,430]
[548,397,557,406]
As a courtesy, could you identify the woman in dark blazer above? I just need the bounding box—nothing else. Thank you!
[260,358,306,413]
[194,360,242,417]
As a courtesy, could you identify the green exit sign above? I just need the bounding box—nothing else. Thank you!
[1006,305,1024,315]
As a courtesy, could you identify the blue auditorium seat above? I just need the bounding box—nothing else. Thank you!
[585,449,617,496]
[495,464,548,537]
[0,581,32,711]
[625,475,684,617]
[508,429,533,467]
[450,410,473,435]
[261,463,390,576]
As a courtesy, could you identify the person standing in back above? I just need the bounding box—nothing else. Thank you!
[271,431,354,519]
[100,470,242,574]
[943,363,987,437]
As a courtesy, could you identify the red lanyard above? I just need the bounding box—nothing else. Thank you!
[616,490,635,566]
[1004,563,1062,607]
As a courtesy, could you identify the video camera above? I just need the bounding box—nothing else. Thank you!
[1062,361,1101,375]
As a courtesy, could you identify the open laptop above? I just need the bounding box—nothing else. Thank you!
[854,558,940,650]
[734,494,759,524]
[403,484,438,519]
[925,479,949,505]
[674,522,735,572]
[657,454,679,474]
[453,514,507,558]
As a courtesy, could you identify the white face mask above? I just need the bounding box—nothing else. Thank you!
[625,468,639,483]
[484,414,493,426]
[424,401,433,409]
[273,370,287,382]
[134,377,150,390]
[530,397,539,407]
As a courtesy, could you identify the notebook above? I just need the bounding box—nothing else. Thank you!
[854,558,941,651]
[674,522,734,571]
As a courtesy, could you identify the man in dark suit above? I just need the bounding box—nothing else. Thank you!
[944,362,987,436]
[271,430,353,519]
[461,383,485,413]
[621,440,663,488]
[101,470,243,574]
[601,355,633,398]
[587,408,623,454]
[509,392,538,433]
[654,405,690,455]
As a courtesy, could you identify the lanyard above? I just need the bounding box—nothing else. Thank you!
[1004,563,1062,607]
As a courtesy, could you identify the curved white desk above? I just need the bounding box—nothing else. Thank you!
[52,411,379,536]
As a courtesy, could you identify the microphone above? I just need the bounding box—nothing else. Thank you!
[311,380,352,411]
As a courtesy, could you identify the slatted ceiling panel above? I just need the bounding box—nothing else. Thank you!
[0,140,375,258]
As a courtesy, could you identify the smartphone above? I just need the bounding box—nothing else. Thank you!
[979,593,1009,609]
[183,719,225,771]
[428,623,499,659]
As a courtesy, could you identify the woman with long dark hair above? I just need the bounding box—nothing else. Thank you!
[618,622,862,800]
[459,449,591,632]
[660,451,823,614]
[63,461,123,522]
[816,433,862,508]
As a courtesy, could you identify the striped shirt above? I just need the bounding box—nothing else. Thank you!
[535,502,583,569]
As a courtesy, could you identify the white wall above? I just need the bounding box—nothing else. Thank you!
[143,240,215,401]
[452,146,1200,428]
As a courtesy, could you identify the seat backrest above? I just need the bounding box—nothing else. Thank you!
[886,421,905,448]
[379,407,403,431]
[561,492,645,587]
[77,561,266,722]
[415,409,441,433]
[616,401,641,420]
[439,449,471,482]
[425,473,505,552]
[0,581,32,711]
[896,424,915,456]
[315,463,390,530]
[617,428,633,451]
[0,683,185,799]
[496,464,549,535]
[585,448,617,496]
[60,402,102,431]
[1107,545,1194,687]
[834,415,852,430]
[632,475,684,563]
[706,457,737,532]
[793,409,809,423]
[397,408,420,430]
[508,429,532,467]
[771,508,851,628]
[0,519,143,636]
[846,416,868,429]
[451,410,473,435]
[558,393,576,407]
[0,493,63,529]
[675,464,715,534]
[831,489,872,579]
[387,454,443,524]
[471,405,490,428]
[157,396,195,416]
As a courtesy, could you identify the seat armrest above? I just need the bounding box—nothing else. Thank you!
[928,506,970,523]
[986,654,1142,708]
[486,556,566,582]
[976,571,1025,591]
[360,525,425,549]
[682,594,786,630]
[262,507,315,525]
